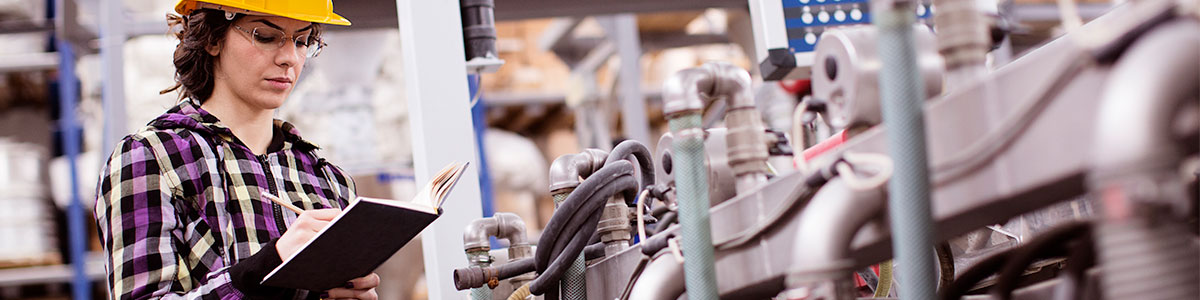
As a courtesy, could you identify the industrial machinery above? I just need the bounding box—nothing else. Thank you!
[450,0,1200,298]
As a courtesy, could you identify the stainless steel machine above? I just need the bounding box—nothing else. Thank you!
[449,0,1200,298]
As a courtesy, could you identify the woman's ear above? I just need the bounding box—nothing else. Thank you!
[205,41,222,56]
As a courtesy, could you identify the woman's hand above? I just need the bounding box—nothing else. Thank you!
[275,209,341,259]
[322,273,380,300]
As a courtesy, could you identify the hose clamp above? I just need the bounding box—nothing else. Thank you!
[674,128,705,140]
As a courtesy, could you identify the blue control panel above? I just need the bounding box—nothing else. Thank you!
[781,0,933,53]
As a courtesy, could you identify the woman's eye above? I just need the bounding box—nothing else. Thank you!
[253,33,279,44]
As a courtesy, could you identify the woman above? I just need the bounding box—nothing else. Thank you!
[95,0,379,299]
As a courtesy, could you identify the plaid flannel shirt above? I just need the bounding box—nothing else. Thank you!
[95,100,356,300]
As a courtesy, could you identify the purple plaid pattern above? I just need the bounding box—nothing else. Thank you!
[95,100,356,300]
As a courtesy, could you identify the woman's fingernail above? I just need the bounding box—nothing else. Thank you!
[345,281,355,289]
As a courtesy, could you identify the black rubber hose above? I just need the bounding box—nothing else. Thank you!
[588,231,601,245]
[1056,231,1096,300]
[533,177,636,295]
[605,140,655,201]
[532,162,639,295]
[939,250,1012,300]
[939,221,1093,300]
[534,161,634,272]
[650,205,672,219]
[640,232,676,256]
[584,243,607,260]
[542,174,638,271]
[540,180,621,276]
[649,212,677,235]
[990,222,1092,300]
[453,258,538,290]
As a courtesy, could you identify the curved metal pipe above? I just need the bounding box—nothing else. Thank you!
[662,68,715,116]
[709,62,771,192]
[549,149,610,193]
[784,178,887,300]
[1091,20,1200,300]
[663,62,770,194]
[463,212,530,251]
[1093,20,1199,179]
[627,254,686,300]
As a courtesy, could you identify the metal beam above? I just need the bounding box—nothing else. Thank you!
[598,14,652,146]
[483,89,664,107]
[495,0,745,21]
[100,0,129,159]
[394,0,483,299]
[0,52,58,73]
[537,18,583,52]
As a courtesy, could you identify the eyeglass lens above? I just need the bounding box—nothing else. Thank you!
[245,26,323,58]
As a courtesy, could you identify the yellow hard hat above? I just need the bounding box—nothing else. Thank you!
[174,0,351,26]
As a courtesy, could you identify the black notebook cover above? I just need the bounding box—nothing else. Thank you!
[261,198,440,291]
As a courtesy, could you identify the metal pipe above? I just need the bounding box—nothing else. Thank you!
[706,62,771,193]
[463,213,532,252]
[782,179,887,300]
[1090,20,1200,300]
[933,0,990,90]
[662,67,720,300]
[597,196,632,256]
[54,30,89,300]
[627,254,686,300]
[549,149,609,193]
[547,150,607,299]
[454,258,539,290]
[1092,20,1199,179]
[462,213,534,298]
[466,250,492,300]
[872,0,939,298]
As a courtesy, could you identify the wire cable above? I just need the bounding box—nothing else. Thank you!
[791,99,813,172]
[636,189,650,242]
[469,72,483,107]
[834,152,894,191]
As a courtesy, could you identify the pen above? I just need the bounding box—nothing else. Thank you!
[262,192,305,214]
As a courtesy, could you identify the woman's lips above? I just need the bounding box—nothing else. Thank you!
[265,78,292,90]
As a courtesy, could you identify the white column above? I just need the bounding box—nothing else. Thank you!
[395,1,483,299]
[100,0,127,155]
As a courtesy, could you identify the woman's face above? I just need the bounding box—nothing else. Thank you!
[211,15,315,110]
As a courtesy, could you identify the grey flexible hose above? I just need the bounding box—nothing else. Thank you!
[872,1,938,299]
[669,113,720,300]
[554,192,587,300]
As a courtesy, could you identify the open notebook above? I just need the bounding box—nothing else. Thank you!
[261,162,470,291]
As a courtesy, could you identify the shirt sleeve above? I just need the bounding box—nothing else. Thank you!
[95,137,287,300]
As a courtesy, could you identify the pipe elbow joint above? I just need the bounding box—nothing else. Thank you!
[493,212,530,247]
[549,150,611,193]
[703,62,755,110]
[463,217,499,251]
[663,68,715,117]
[789,179,887,274]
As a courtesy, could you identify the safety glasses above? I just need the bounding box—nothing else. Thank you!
[232,25,326,58]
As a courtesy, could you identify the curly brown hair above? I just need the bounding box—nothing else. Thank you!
[159,9,322,102]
